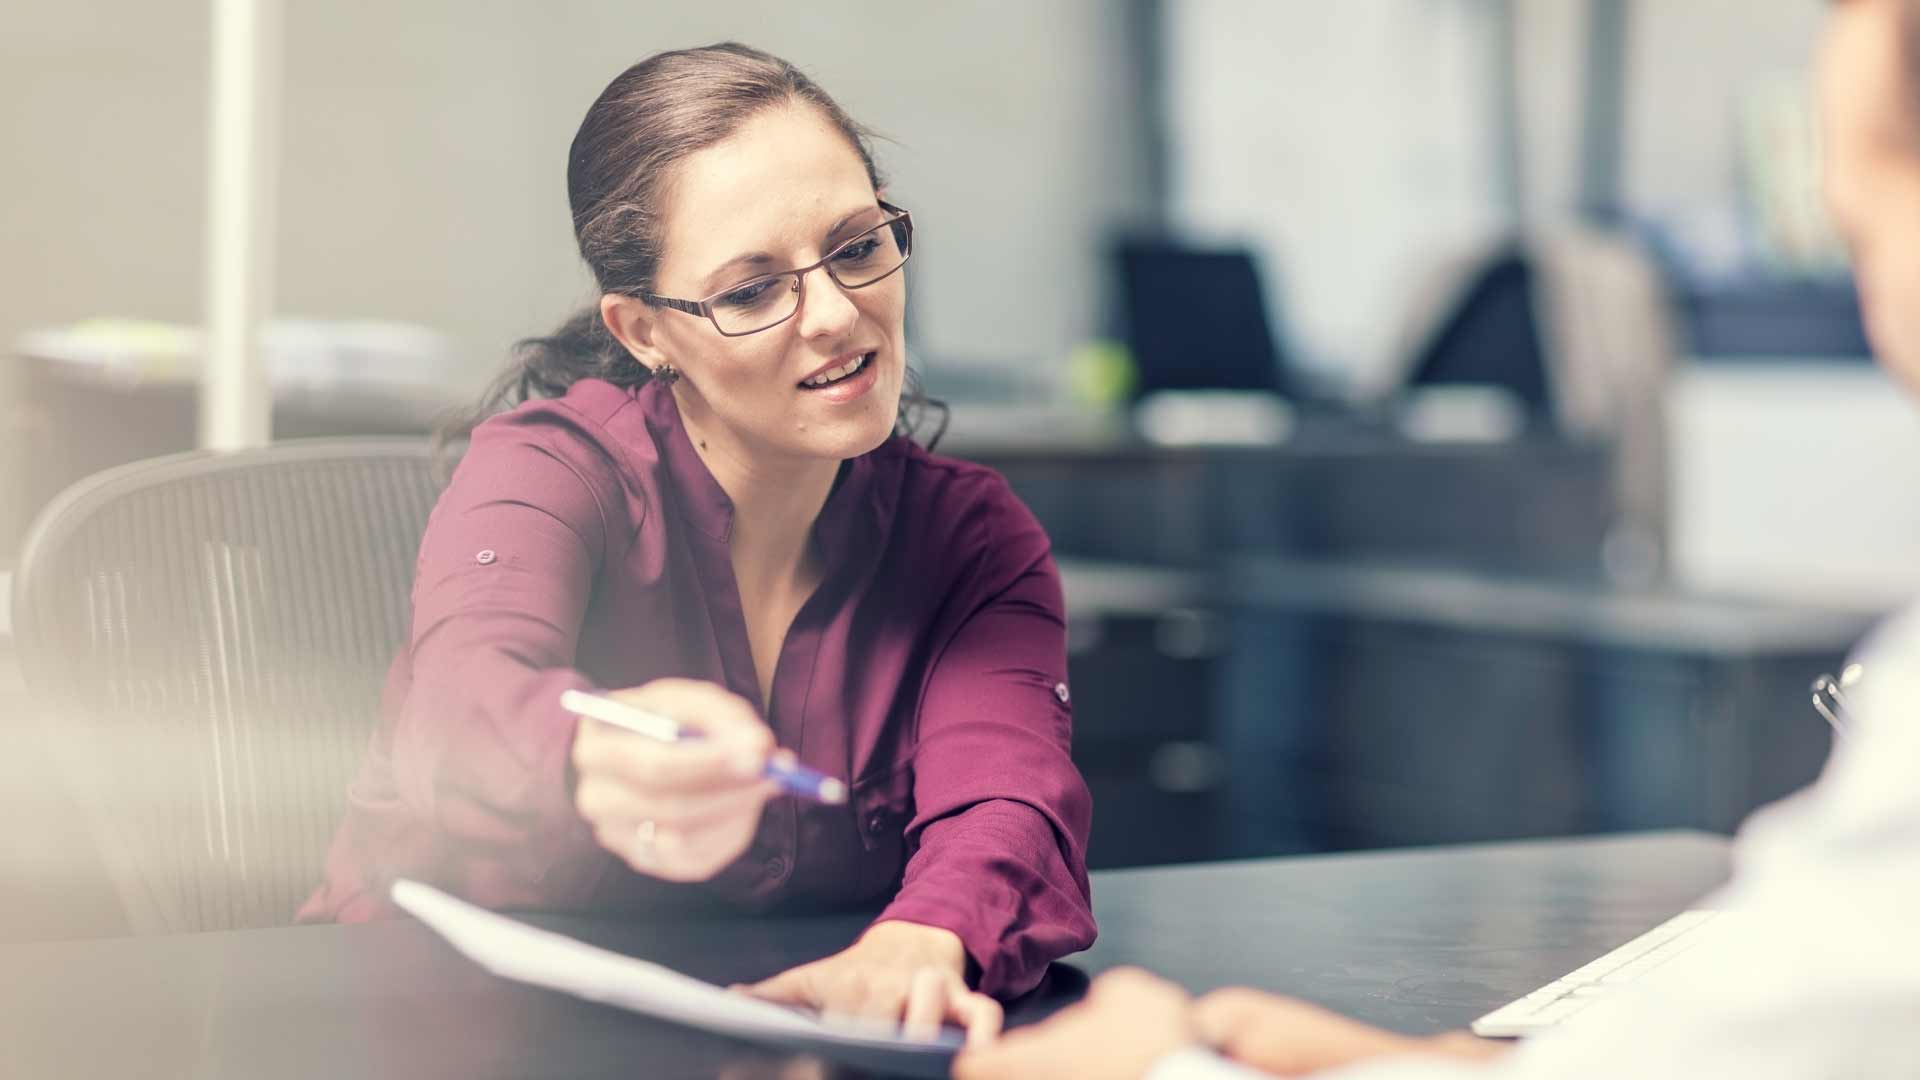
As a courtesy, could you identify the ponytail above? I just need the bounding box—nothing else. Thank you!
[432,305,650,467]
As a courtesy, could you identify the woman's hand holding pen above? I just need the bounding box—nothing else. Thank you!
[570,678,780,882]
[738,919,1004,1048]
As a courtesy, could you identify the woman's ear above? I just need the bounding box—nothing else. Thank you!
[600,293,671,372]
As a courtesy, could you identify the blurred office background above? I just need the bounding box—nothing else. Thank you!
[4,0,1914,939]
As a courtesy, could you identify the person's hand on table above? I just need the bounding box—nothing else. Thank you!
[571,678,780,882]
[736,919,1003,1048]
[952,967,1195,1080]
[1191,987,1508,1076]
[952,970,1509,1080]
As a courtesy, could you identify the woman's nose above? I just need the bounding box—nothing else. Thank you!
[794,268,860,340]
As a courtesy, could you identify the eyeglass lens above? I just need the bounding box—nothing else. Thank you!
[706,218,910,335]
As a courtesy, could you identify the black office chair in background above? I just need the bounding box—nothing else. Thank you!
[10,439,442,934]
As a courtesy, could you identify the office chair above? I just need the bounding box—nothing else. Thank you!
[10,439,443,934]
[1113,239,1294,398]
[1390,227,1681,576]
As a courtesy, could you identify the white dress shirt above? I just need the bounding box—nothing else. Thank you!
[1154,603,1920,1080]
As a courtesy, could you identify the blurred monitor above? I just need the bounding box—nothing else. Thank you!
[1403,251,1552,415]
[1115,241,1293,399]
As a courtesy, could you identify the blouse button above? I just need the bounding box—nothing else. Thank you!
[763,855,789,880]
[865,812,888,836]
[475,549,497,565]
[1053,682,1071,704]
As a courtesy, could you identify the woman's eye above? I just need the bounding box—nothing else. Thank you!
[719,280,777,308]
[833,237,882,264]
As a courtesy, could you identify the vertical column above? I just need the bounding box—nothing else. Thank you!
[1579,0,1631,223]
[1486,0,1528,226]
[200,0,281,449]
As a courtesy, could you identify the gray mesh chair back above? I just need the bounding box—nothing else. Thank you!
[11,439,443,934]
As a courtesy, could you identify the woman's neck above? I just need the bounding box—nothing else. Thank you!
[680,406,837,593]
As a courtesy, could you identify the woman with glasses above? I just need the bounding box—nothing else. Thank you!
[300,43,1093,1043]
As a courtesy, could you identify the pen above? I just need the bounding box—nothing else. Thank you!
[559,688,848,805]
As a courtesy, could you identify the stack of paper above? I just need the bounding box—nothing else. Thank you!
[391,880,963,1076]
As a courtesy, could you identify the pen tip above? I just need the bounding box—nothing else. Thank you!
[819,778,848,805]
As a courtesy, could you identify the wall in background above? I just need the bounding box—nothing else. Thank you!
[1668,364,1920,608]
[1165,0,1508,392]
[1,3,210,348]
[1618,0,1827,215]
[1,0,1152,408]
[1164,0,1837,392]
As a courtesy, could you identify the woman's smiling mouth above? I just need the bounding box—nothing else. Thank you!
[798,351,873,390]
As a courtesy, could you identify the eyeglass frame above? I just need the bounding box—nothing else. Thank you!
[636,201,914,338]
[1810,661,1863,740]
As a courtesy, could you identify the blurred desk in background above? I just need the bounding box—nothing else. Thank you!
[949,420,1620,577]
[961,419,1631,869]
[1,342,455,564]
[955,421,1873,870]
[1058,558,1875,869]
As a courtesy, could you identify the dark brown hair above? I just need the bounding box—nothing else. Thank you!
[439,42,943,452]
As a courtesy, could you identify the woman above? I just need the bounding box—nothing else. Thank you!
[300,42,1095,1042]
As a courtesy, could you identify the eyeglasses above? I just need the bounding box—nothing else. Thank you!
[639,201,913,337]
[1810,662,1863,739]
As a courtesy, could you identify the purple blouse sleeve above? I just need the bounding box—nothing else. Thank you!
[382,409,626,905]
[875,483,1097,997]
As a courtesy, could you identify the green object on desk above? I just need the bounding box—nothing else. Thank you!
[1065,339,1136,408]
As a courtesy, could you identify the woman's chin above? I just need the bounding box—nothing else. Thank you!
[781,368,906,460]
[825,382,906,457]
[825,411,903,460]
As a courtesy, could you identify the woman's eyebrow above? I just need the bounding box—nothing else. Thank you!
[699,251,777,294]
[824,205,885,243]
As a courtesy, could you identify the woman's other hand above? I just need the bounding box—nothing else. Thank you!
[571,678,778,881]
[739,920,1002,1048]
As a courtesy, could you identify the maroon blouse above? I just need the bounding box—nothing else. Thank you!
[299,377,1096,996]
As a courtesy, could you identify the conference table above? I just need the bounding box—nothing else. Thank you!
[2,831,1730,1079]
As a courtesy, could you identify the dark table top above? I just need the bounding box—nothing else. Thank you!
[1,830,1729,1080]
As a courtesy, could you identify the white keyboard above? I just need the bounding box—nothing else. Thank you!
[1471,910,1726,1037]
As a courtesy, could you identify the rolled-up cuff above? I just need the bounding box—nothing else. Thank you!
[876,879,1022,992]
[874,800,1095,997]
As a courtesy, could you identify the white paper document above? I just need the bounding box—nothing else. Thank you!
[390,880,964,1065]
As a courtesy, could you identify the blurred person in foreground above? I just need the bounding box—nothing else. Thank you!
[958,1,1920,1076]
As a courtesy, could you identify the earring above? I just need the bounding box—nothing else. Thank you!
[650,364,680,386]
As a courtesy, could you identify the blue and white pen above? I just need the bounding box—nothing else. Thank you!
[559,688,848,805]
